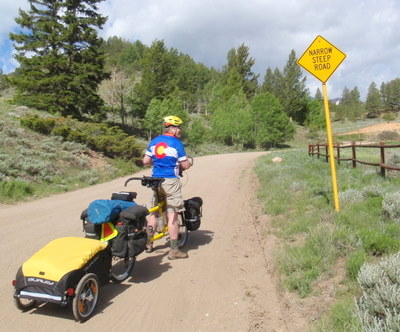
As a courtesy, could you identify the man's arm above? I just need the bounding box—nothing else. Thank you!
[143,155,153,166]
[179,157,192,170]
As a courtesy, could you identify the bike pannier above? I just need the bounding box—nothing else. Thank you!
[183,197,203,231]
[127,226,147,257]
[111,223,128,257]
[119,205,149,229]
[111,223,147,257]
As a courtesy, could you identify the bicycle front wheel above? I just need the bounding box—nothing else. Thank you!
[177,213,188,248]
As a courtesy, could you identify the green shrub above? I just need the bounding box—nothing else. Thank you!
[52,125,71,139]
[359,229,398,255]
[346,250,367,281]
[377,130,400,141]
[382,112,396,121]
[19,114,145,162]
[382,192,400,221]
[20,114,55,135]
[0,180,33,200]
[356,252,400,330]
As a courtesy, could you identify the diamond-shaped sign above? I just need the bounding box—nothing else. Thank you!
[297,35,346,83]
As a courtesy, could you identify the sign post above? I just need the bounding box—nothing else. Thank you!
[297,35,346,211]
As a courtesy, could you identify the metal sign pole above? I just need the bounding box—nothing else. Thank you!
[322,83,340,211]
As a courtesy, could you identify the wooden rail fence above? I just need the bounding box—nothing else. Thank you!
[308,142,400,177]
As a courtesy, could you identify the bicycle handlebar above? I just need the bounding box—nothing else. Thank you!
[124,176,165,189]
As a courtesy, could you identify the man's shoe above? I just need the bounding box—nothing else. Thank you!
[168,248,188,260]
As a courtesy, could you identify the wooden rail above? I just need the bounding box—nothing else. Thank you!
[309,142,400,177]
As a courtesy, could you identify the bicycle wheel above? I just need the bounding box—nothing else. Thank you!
[109,255,135,283]
[13,293,36,311]
[72,273,99,322]
[177,213,188,248]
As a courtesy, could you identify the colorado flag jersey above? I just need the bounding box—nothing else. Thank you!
[145,133,187,178]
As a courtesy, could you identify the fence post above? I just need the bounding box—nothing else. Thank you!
[317,143,320,159]
[337,145,341,165]
[352,142,356,168]
[380,141,386,178]
[325,145,329,163]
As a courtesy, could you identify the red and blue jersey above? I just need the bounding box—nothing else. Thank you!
[145,133,187,178]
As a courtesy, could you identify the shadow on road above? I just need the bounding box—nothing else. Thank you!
[185,229,214,251]
[128,251,171,284]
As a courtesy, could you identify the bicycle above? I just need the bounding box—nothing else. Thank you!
[124,176,189,250]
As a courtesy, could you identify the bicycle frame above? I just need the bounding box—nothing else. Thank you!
[124,176,189,249]
[148,200,169,242]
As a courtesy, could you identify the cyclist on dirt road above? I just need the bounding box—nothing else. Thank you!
[142,115,192,260]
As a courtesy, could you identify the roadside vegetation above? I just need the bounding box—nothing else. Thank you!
[0,95,142,203]
[255,146,400,331]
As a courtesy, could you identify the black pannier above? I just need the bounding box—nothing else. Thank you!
[183,197,203,231]
[111,191,137,202]
[111,205,149,257]
[111,224,147,257]
[119,205,149,229]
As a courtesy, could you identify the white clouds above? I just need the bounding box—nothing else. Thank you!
[1,0,400,99]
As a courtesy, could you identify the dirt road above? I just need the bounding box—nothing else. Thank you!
[0,152,306,332]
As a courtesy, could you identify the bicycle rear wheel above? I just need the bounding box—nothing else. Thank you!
[109,255,135,283]
[177,213,188,248]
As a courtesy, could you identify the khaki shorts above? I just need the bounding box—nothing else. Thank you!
[152,178,184,213]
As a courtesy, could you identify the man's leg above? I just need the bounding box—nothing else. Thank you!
[146,213,157,252]
[168,211,188,259]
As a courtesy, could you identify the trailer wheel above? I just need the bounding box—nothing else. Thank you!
[72,273,99,322]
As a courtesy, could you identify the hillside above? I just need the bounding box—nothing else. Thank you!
[0,91,131,203]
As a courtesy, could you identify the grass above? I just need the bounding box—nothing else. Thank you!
[254,149,400,330]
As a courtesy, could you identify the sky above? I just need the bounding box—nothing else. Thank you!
[1,0,400,100]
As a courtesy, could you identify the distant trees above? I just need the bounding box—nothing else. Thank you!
[381,78,400,112]
[251,92,295,148]
[9,0,108,118]
[334,87,365,121]
[365,82,383,118]
[98,66,132,124]
[0,70,9,92]
[223,43,259,99]
[261,50,309,124]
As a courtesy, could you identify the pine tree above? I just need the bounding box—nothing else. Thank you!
[10,0,108,118]
[365,82,383,118]
[130,40,179,118]
[337,86,365,121]
[223,43,259,99]
[280,50,309,123]
[314,88,323,101]
[262,50,309,124]
[261,67,283,97]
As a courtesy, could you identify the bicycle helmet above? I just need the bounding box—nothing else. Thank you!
[163,116,183,127]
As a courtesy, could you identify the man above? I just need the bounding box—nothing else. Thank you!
[142,115,192,259]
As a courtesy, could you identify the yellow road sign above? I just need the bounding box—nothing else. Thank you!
[297,35,346,83]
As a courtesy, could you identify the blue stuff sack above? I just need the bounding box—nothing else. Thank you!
[87,200,136,224]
